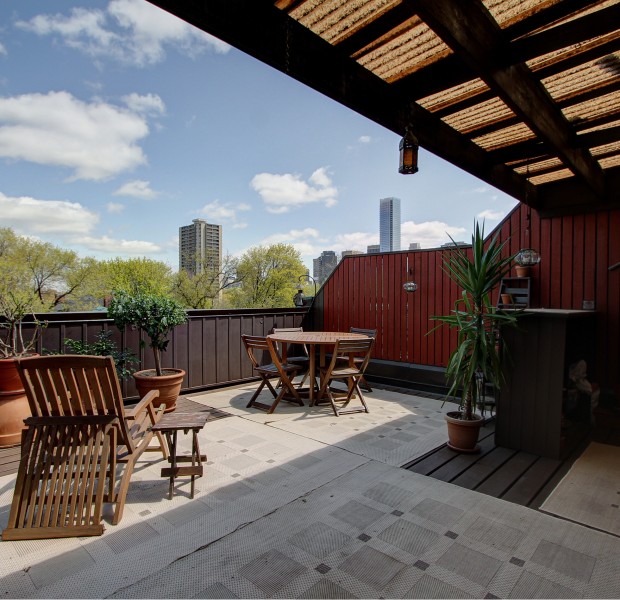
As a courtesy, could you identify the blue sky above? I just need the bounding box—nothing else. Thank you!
[0,0,518,271]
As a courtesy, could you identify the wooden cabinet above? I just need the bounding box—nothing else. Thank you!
[496,309,596,459]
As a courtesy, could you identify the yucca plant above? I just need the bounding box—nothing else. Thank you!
[431,222,519,421]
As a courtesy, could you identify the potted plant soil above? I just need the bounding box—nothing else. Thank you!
[431,223,518,452]
[0,291,45,447]
[107,291,188,412]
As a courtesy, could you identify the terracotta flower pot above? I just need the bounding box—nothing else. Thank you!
[501,293,513,306]
[0,358,31,447]
[515,265,530,277]
[133,368,185,413]
[445,411,483,453]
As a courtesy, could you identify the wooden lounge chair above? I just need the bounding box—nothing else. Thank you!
[3,355,168,539]
[242,335,304,414]
[317,337,375,416]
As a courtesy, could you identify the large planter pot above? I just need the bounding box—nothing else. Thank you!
[133,368,185,413]
[445,411,483,453]
[515,265,530,277]
[0,358,31,447]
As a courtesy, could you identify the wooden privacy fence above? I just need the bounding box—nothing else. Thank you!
[315,202,620,391]
[11,308,306,400]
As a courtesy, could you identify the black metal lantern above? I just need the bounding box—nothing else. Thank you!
[399,127,419,174]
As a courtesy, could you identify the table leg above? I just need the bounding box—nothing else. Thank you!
[308,344,316,406]
[168,430,177,500]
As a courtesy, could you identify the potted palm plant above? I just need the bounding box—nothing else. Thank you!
[0,290,46,447]
[431,222,518,452]
[107,291,188,412]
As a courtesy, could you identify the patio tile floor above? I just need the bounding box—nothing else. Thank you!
[1,383,619,598]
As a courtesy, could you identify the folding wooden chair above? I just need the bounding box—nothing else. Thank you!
[272,327,312,389]
[6,355,168,535]
[337,327,377,392]
[317,337,375,416]
[241,335,304,414]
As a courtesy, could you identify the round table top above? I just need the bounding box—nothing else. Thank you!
[267,331,368,344]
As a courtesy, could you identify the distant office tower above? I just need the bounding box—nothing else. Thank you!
[409,242,421,250]
[379,197,401,252]
[367,244,380,254]
[179,218,222,275]
[313,251,338,284]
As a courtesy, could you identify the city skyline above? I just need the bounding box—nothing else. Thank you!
[380,197,401,253]
[0,1,518,273]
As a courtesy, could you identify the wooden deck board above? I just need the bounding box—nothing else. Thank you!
[500,456,562,506]
[475,450,539,497]
[450,446,517,490]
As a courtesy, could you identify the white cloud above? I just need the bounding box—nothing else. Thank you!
[0,42,6,56]
[0,192,98,234]
[17,0,230,68]
[0,91,151,180]
[106,202,125,213]
[358,135,371,143]
[114,179,159,198]
[401,220,467,249]
[199,200,251,224]
[477,209,505,221]
[122,93,165,116]
[71,235,162,254]
[251,168,338,214]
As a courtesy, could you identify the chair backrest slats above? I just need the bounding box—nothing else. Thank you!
[330,337,375,372]
[16,355,134,453]
[242,334,272,369]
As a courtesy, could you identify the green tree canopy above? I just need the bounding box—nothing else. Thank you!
[172,253,239,309]
[227,243,306,308]
[99,257,173,297]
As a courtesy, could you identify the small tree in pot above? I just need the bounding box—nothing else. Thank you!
[431,223,518,452]
[108,291,188,412]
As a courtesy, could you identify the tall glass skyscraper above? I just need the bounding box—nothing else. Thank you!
[379,197,401,252]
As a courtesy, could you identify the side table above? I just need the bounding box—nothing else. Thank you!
[152,412,208,499]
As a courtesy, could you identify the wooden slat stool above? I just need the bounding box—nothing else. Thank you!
[152,412,208,499]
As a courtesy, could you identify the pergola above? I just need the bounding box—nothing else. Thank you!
[148,0,619,217]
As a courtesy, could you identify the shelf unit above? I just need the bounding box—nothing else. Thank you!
[497,277,531,309]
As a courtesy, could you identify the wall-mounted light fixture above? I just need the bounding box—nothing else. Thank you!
[403,281,418,293]
[399,126,419,174]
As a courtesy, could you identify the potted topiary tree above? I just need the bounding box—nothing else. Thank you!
[431,222,519,452]
[0,290,46,447]
[107,291,188,412]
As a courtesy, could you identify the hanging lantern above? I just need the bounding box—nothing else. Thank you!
[515,248,540,267]
[399,127,419,174]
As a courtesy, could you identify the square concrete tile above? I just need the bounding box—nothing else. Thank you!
[530,539,596,582]
[330,500,385,529]
[27,547,95,589]
[378,519,440,556]
[239,549,307,595]
[104,521,160,554]
[298,579,358,598]
[404,574,474,599]
[339,545,406,590]
[363,482,412,508]
[464,516,525,554]
[508,570,581,598]
[437,543,502,587]
[288,522,352,558]
[410,498,464,527]
[192,582,239,598]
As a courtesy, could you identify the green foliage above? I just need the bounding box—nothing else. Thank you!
[0,229,47,357]
[107,291,187,376]
[63,330,138,380]
[172,253,239,309]
[228,243,306,308]
[430,222,518,420]
[100,257,173,297]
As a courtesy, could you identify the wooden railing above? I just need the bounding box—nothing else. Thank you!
[14,308,307,400]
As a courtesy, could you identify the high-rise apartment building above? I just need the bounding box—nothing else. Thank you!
[379,197,401,252]
[179,218,222,275]
[313,250,338,284]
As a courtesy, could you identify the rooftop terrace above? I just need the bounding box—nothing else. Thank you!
[1,384,619,599]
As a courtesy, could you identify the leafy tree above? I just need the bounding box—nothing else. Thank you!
[228,243,306,308]
[172,253,239,309]
[100,257,173,297]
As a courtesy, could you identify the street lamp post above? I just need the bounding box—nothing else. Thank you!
[298,274,317,298]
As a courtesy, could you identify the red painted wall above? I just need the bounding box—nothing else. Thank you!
[319,204,620,391]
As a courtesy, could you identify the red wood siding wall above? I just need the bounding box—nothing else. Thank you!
[319,204,620,391]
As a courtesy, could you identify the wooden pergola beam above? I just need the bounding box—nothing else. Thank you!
[413,0,608,199]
